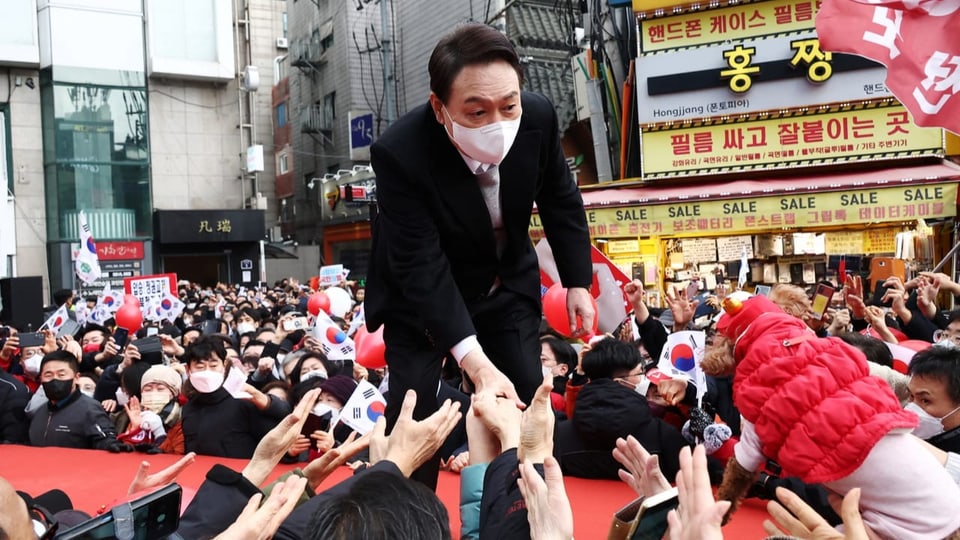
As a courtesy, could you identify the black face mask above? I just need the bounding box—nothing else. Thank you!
[43,379,75,401]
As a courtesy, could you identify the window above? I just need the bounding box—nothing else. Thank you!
[278,152,289,175]
[321,32,333,52]
[322,92,336,130]
[276,102,287,128]
[282,12,288,39]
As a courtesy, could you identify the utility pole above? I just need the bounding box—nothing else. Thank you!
[380,0,396,126]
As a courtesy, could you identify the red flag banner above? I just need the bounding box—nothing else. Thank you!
[816,0,960,134]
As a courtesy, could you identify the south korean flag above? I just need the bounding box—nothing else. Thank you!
[312,310,356,361]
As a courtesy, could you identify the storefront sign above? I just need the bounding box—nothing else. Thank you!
[863,229,897,254]
[530,183,958,239]
[606,239,640,254]
[681,238,717,263]
[640,0,820,53]
[717,235,754,261]
[636,32,889,124]
[70,241,144,262]
[76,261,142,299]
[124,273,177,307]
[825,231,864,254]
[641,105,943,177]
[154,210,266,243]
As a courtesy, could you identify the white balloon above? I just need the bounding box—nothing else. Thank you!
[324,286,353,318]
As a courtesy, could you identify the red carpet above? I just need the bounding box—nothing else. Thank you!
[0,445,769,538]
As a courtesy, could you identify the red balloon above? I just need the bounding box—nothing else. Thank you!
[542,283,598,339]
[307,292,331,316]
[115,302,143,332]
[355,325,386,369]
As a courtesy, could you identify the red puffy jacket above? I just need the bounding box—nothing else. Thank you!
[732,313,916,484]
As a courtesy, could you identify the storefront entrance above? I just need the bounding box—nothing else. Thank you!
[161,255,225,286]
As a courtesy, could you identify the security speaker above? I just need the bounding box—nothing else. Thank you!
[0,276,44,331]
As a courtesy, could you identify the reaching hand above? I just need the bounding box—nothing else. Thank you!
[844,275,866,320]
[213,475,307,540]
[566,286,596,339]
[916,276,940,320]
[464,350,525,409]
[471,389,522,451]
[665,286,699,331]
[518,377,556,463]
[124,396,143,430]
[657,379,689,407]
[127,452,197,495]
[764,487,871,540]
[667,445,729,540]
[624,280,650,324]
[440,451,470,473]
[613,435,671,499]
[518,457,575,540]
[303,431,369,492]
[242,389,321,486]
[372,390,462,477]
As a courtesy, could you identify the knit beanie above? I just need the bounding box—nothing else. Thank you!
[140,365,183,396]
[320,375,357,407]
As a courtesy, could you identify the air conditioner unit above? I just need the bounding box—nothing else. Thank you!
[276,37,289,49]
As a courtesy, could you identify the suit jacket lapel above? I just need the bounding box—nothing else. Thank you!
[498,129,541,235]
[429,129,496,250]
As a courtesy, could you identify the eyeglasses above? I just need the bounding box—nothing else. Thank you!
[933,330,960,346]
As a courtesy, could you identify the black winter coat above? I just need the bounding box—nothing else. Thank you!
[554,378,688,480]
[181,387,291,458]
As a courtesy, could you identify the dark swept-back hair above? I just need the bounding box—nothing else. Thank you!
[428,22,523,104]
[306,471,451,540]
[908,346,960,404]
[582,337,642,380]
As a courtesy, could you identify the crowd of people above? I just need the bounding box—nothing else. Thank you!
[6,20,960,540]
[2,268,960,538]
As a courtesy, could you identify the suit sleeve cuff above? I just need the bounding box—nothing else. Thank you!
[451,336,481,365]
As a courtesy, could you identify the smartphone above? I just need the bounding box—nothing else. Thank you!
[112,327,130,349]
[754,284,771,297]
[873,282,894,308]
[283,316,310,332]
[301,411,331,437]
[326,359,354,378]
[629,487,679,540]
[55,483,181,540]
[18,332,45,348]
[809,283,836,321]
[200,320,219,335]
[135,336,163,365]
[146,326,159,337]
[57,319,83,340]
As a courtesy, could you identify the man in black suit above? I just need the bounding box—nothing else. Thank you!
[366,22,595,488]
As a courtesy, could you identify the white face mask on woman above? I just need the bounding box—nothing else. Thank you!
[906,402,960,439]
[443,106,521,166]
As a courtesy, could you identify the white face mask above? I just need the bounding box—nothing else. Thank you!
[80,389,95,398]
[302,369,328,383]
[115,387,130,407]
[236,322,256,335]
[190,370,225,393]
[312,403,335,417]
[541,365,554,380]
[443,106,521,166]
[23,355,41,376]
[906,402,960,439]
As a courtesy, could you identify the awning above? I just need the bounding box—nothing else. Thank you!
[532,162,960,239]
[263,243,299,259]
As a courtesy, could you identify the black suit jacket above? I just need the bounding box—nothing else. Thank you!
[366,92,592,350]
